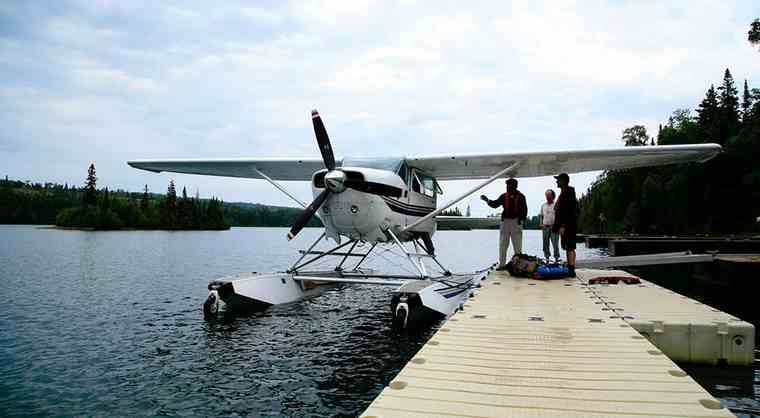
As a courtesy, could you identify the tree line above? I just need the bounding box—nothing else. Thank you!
[0,164,321,230]
[578,68,760,235]
[55,163,227,230]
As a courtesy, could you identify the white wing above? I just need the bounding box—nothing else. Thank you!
[407,144,721,180]
[127,158,324,181]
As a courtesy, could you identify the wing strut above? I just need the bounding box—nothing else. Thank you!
[252,167,309,209]
[402,161,520,232]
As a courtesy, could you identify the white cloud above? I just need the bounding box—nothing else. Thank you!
[1,0,759,213]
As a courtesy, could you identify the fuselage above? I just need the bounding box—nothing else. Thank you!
[310,159,441,243]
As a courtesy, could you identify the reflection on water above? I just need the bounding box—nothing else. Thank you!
[0,226,757,417]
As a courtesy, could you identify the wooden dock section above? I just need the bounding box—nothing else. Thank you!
[362,269,739,418]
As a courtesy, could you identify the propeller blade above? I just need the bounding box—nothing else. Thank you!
[344,180,403,198]
[287,189,330,240]
[311,109,335,171]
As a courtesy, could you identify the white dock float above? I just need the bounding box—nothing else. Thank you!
[362,268,743,418]
[578,269,755,366]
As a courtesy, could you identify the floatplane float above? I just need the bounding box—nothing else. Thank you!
[128,110,720,328]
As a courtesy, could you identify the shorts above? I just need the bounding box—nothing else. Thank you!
[561,226,577,251]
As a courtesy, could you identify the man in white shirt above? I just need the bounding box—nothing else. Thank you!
[539,189,560,262]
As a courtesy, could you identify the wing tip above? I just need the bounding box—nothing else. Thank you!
[127,161,162,173]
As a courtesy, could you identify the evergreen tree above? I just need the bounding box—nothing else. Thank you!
[717,69,740,138]
[141,184,149,212]
[164,180,177,227]
[697,85,720,142]
[167,180,177,210]
[83,163,98,205]
[742,80,752,123]
[179,186,191,228]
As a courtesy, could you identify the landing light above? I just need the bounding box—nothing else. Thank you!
[350,205,359,214]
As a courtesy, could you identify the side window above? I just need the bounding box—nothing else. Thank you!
[412,174,421,193]
[412,171,435,197]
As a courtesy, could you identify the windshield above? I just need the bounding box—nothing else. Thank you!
[340,157,403,172]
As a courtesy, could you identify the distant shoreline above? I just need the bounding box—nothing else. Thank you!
[19,224,323,231]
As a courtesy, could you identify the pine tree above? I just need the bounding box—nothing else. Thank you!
[167,180,177,209]
[742,80,752,123]
[83,163,98,205]
[165,180,177,227]
[717,69,740,137]
[141,184,149,212]
[697,85,720,142]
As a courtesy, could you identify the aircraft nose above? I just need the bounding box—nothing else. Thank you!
[324,170,347,193]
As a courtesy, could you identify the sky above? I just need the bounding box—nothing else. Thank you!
[1,1,759,216]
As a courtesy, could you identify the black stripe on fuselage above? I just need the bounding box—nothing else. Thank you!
[382,198,434,217]
[381,197,434,211]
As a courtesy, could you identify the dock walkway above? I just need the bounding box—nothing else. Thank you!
[362,269,742,418]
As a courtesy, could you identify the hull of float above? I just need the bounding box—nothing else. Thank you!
[205,272,334,317]
[390,272,487,329]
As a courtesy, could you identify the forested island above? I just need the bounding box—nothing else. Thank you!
[0,164,322,230]
[578,69,760,235]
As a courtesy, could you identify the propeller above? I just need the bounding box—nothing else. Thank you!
[312,110,335,171]
[287,188,330,240]
[287,110,403,240]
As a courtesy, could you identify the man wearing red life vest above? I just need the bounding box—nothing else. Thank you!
[480,178,528,270]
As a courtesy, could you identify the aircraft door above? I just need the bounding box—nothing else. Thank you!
[407,169,437,226]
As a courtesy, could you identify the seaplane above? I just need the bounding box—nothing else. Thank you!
[128,110,721,329]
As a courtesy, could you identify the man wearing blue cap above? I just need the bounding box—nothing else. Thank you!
[554,173,577,277]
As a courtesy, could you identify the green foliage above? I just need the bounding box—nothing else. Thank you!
[83,163,97,205]
[579,69,760,235]
[440,207,463,216]
[657,109,698,145]
[223,202,323,228]
[742,80,752,122]
[749,18,760,50]
[0,170,320,230]
[717,69,740,138]
[622,125,650,146]
[523,215,540,230]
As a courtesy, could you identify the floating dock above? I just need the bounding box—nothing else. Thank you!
[362,268,754,418]
[582,235,760,255]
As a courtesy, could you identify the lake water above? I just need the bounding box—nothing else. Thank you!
[1,226,758,417]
